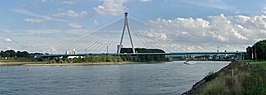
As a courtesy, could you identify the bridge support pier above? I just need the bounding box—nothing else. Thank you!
[117,12,135,54]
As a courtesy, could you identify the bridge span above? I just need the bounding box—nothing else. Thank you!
[38,51,246,58]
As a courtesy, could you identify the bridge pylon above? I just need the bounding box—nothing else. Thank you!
[117,12,135,54]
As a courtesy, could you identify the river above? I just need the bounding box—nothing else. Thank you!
[0,61,229,95]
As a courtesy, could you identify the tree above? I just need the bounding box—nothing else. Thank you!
[119,48,167,62]
[246,46,253,60]
[0,51,3,57]
[248,40,266,60]
[6,50,16,57]
[254,40,266,60]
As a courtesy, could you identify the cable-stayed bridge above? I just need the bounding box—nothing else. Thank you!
[41,12,245,59]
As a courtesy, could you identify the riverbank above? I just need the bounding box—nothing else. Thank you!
[0,61,157,66]
[182,61,266,95]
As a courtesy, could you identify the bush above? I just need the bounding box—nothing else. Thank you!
[195,61,266,95]
[49,59,56,64]
[204,71,218,82]
[59,59,64,63]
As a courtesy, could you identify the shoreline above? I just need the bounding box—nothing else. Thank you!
[0,61,162,66]
[0,61,228,66]
[182,61,231,95]
[182,61,266,94]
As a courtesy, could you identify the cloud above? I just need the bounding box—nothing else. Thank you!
[262,8,266,14]
[68,23,83,29]
[40,0,76,4]
[138,0,152,2]
[147,29,168,41]
[23,18,44,24]
[94,0,127,16]
[23,16,65,24]
[94,0,154,16]
[52,10,88,17]
[14,9,68,24]
[62,1,75,4]
[178,0,231,10]
[4,38,12,42]
[145,14,266,51]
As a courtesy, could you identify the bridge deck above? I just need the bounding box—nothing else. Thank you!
[38,52,246,57]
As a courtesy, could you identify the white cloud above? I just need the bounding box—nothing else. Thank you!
[40,0,75,4]
[52,10,88,17]
[15,9,68,24]
[23,16,56,24]
[148,32,167,41]
[94,0,154,16]
[62,1,75,4]
[262,8,266,14]
[23,18,44,24]
[94,0,127,16]
[145,14,266,51]
[68,23,83,29]
[178,0,231,10]
[139,0,152,2]
[4,38,12,42]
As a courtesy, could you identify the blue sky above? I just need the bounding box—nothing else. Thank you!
[0,0,266,53]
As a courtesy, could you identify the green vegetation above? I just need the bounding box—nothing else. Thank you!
[0,48,169,63]
[249,61,266,70]
[184,40,266,94]
[120,48,165,53]
[48,55,124,63]
[241,60,266,70]
[0,50,43,62]
[189,61,266,95]
[204,71,218,82]
[48,54,169,63]
[73,55,123,63]
[0,57,35,62]
[120,48,168,62]
[0,50,31,57]
[246,40,266,60]
[46,48,169,63]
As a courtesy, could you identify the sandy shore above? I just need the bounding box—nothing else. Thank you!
[0,61,139,66]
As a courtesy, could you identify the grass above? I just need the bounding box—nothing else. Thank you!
[242,60,266,70]
[0,57,36,62]
[192,61,266,95]
[250,61,266,70]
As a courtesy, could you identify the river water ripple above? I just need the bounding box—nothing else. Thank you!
[0,61,229,95]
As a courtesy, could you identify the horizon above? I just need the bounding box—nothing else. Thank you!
[0,0,266,53]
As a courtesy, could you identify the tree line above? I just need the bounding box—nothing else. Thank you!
[120,48,165,53]
[0,50,43,58]
[49,48,169,63]
[0,50,30,57]
[246,40,266,60]
[49,54,169,64]
[121,48,168,62]
[48,55,123,63]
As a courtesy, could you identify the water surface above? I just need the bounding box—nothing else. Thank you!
[0,61,229,95]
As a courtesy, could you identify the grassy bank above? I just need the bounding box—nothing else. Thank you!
[183,61,266,95]
[250,61,266,70]
[0,57,36,62]
[0,61,156,66]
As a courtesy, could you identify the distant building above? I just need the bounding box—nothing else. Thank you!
[65,49,80,59]
[66,49,77,54]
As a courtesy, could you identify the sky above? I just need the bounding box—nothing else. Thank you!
[0,0,266,53]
